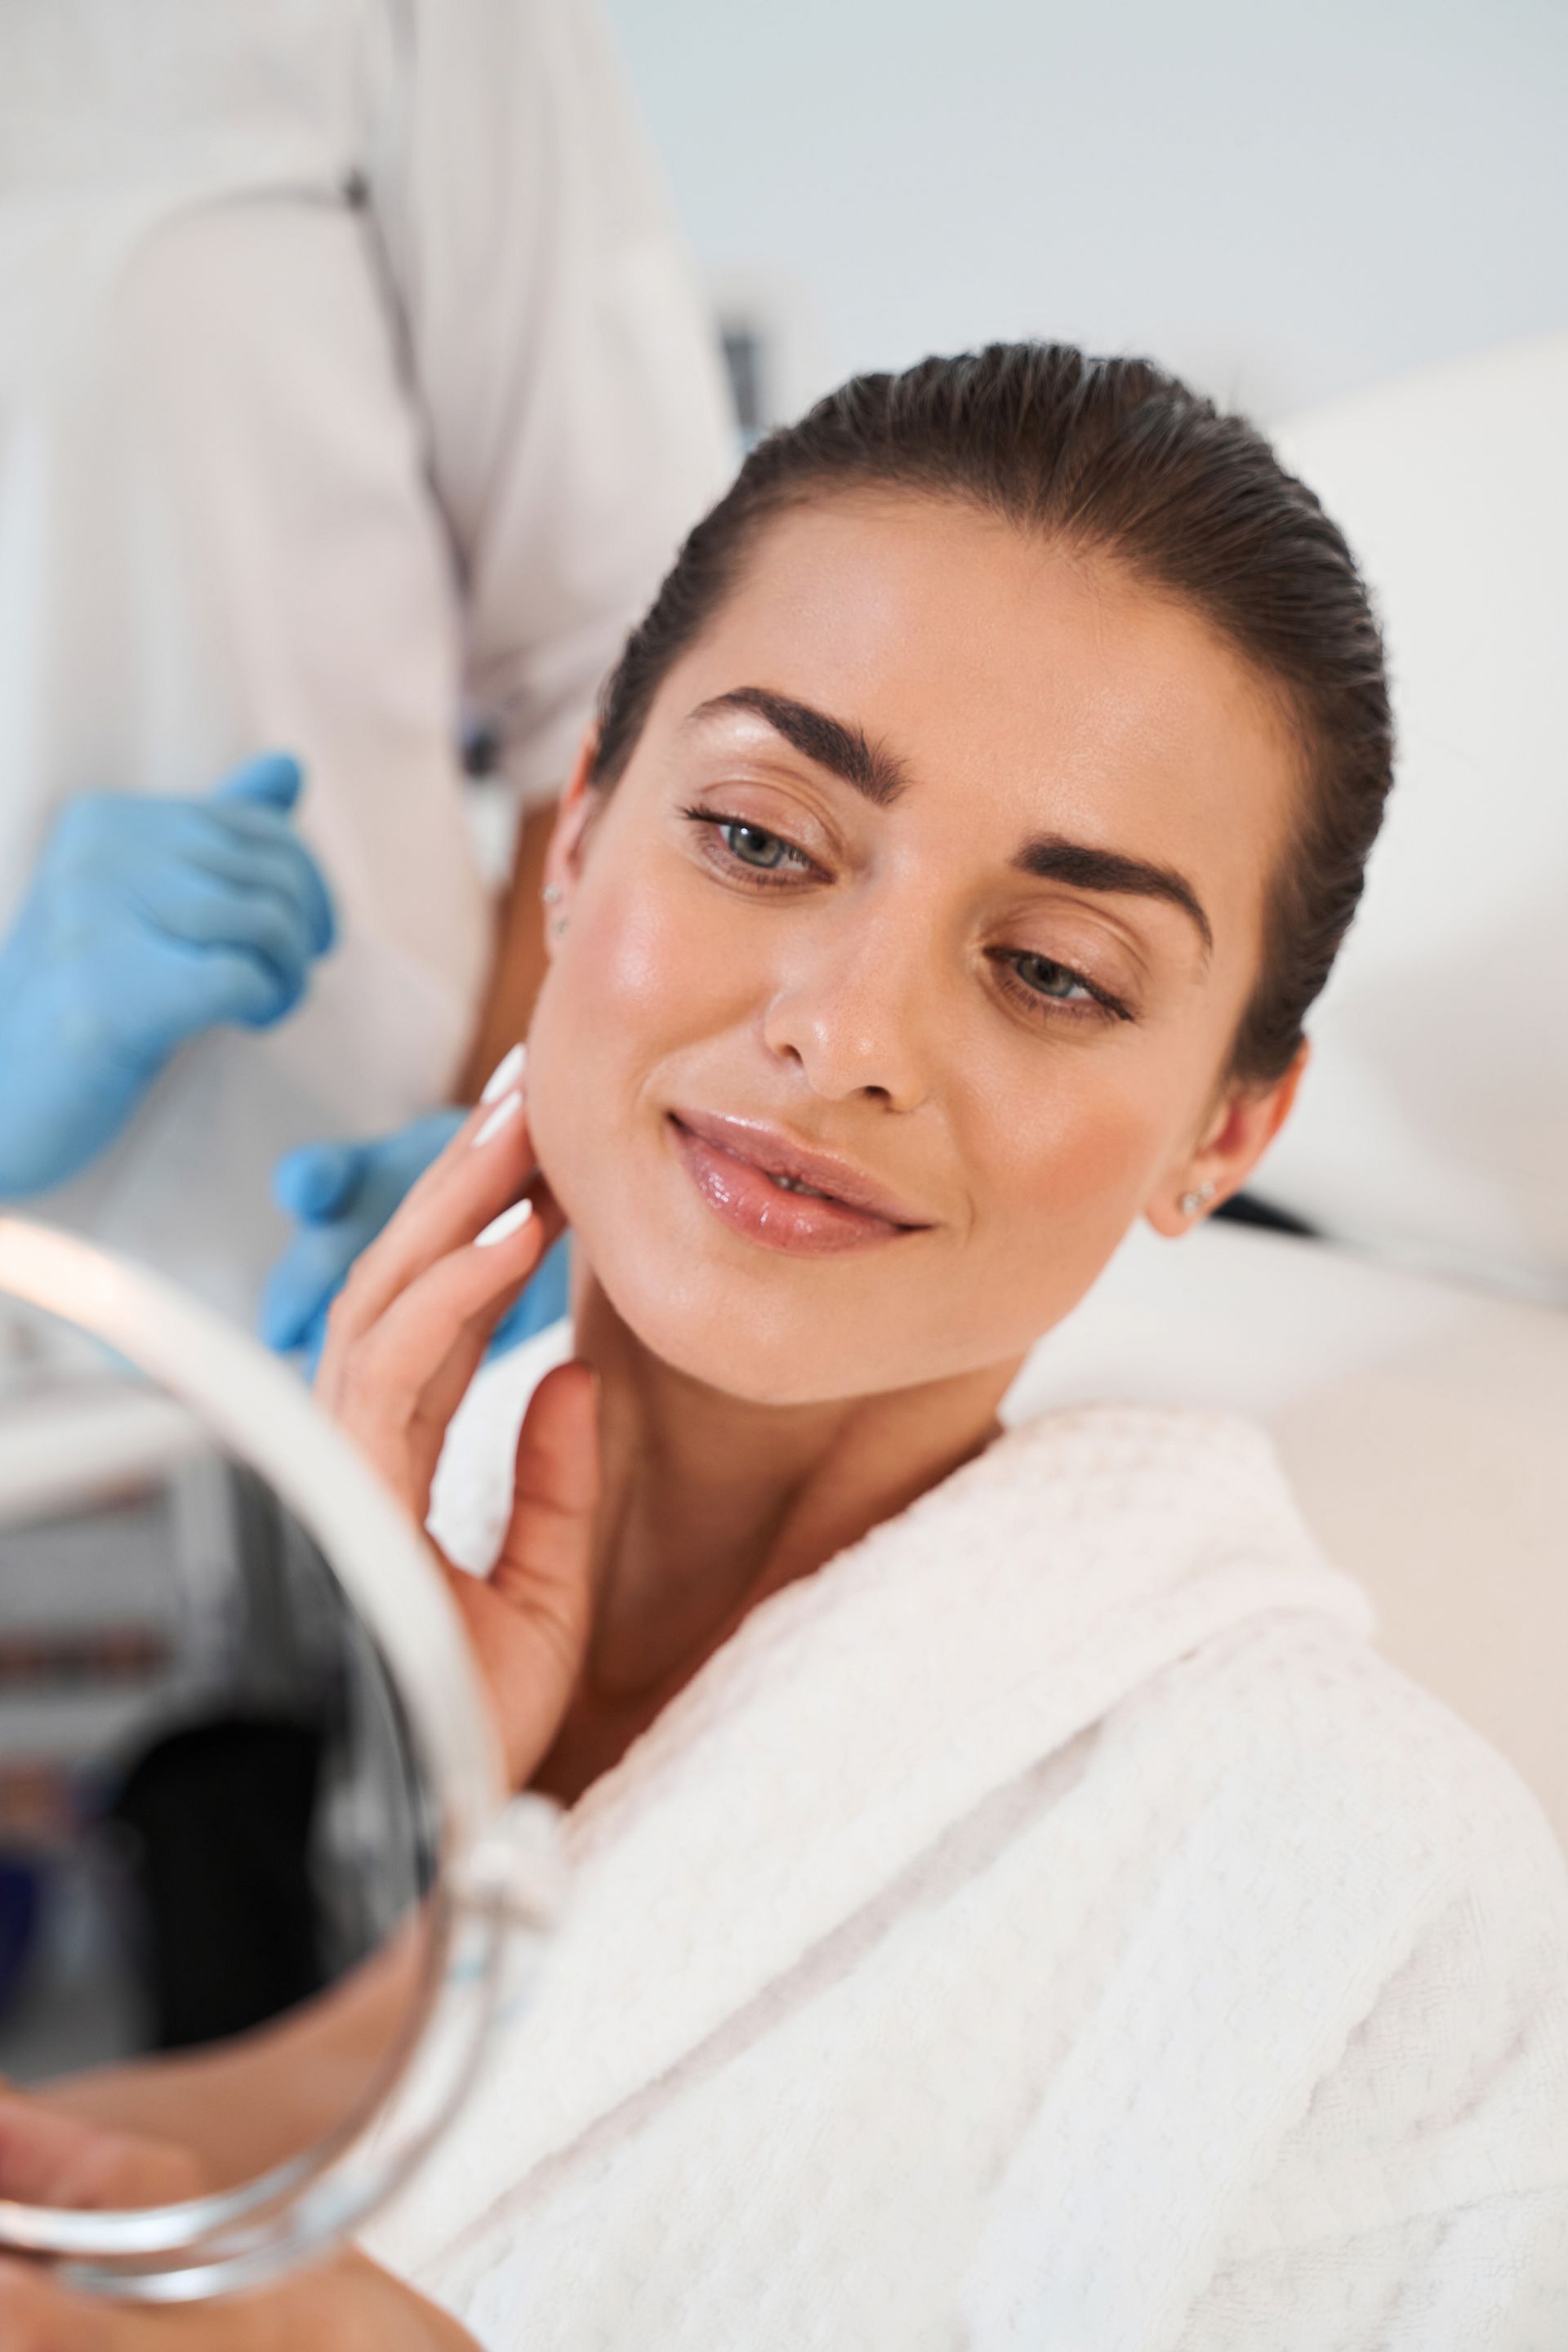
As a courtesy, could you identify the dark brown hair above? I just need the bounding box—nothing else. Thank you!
[592,343,1393,1085]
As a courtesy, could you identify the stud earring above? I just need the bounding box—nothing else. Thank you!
[541,883,563,905]
[1178,1180,1218,1218]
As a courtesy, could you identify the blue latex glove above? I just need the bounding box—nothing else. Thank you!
[264,1111,571,1374]
[0,753,335,1197]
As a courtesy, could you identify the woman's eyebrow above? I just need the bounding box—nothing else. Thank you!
[1013,834,1214,957]
[684,687,907,806]
[684,686,1211,956]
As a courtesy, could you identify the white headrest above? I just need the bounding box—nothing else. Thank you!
[1258,334,1568,1303]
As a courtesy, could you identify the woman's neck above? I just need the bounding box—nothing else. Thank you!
[528,1278,1020,1802]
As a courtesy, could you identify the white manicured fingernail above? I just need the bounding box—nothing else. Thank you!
[480,1042,527,1104]
[472,1090,522,1149]
[476,1198,534,1248]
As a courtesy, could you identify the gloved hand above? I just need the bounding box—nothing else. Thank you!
[0,751,335,1197]
[264,1111,571,1372]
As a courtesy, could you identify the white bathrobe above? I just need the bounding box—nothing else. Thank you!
[364,1325,1568,2349]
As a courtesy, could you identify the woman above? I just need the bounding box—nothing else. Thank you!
[6,345,1566,2346]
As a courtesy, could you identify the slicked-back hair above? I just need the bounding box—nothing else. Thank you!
[591,343,1394,1087]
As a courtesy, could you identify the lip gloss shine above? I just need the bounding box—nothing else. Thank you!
[668,1118,920,1256]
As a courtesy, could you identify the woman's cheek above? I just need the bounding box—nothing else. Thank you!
[991,1057,1157,1218]
[969,1064,1174,1308]
[525,858,711,1214]
[571,860,690,1032]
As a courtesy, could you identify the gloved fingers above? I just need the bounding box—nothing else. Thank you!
[261,1221,355,1354]
[178,806,336,956]
[273,1140,366,1224]
[131,866,322,1003]
[211,749,303,813]
[292,1302,333,1380]
[262,1111,468,1356]
[177,940,308,1031]
[42,788,194,888]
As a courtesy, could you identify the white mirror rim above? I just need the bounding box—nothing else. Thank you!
[0,1216,559,2299]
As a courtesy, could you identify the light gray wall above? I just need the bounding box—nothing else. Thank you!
[605,0,1568,423]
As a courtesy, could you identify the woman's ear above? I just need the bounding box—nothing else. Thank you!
[1145,1043,1309,1239]
[541,728,604,952]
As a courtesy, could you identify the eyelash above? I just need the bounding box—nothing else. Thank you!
[679,806,1135,1028]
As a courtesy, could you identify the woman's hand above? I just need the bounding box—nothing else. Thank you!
[0,2039,478,2351]
[315,1058,597,1789]
[0,2089,205,2212]
[0,2249,479,2352]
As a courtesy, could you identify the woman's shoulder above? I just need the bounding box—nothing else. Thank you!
[1182,1618,1568,2281]
[991,1401,1568,1918]
[1150,1574,1568,1956]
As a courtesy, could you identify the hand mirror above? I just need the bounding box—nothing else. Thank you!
[0,1217,560,2301]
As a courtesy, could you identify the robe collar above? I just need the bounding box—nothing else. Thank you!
[407,1386,1370,2274]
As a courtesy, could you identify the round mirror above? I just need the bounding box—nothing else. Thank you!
[0,1217,561,2302]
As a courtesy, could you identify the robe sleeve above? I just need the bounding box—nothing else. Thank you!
[1167,1824,1568,2350]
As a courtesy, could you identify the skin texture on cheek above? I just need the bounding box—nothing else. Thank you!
[940,1045,1205,1367]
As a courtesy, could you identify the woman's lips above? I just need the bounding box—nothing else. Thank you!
[666,1112,929,1256]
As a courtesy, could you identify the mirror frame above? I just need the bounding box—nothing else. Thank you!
[0,1216,562,2301]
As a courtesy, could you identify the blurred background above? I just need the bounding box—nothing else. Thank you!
[607,0,1568,432]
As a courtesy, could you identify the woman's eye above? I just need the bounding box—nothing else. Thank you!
[1014,951,1094,1002]
[994,947,1132,1025]
[719,819,795,871]
[681,805,817,884]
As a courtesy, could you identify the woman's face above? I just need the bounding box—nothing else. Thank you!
[528,493,1303,1405]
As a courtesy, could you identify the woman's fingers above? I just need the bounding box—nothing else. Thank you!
[304,1038,595,1794]
[0,2091,205,2212]
[447,1360,599,1788]
[323,1182,564,1520]
[318,1063,538,1370]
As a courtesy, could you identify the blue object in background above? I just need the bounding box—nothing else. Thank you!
[0,753,335,1198]
[0,1858,41,2026]
[265,1112,569,1375]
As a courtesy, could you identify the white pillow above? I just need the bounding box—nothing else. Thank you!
[1257,334,1568,1303]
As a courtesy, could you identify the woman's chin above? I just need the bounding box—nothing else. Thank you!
[570,1240,885,1406]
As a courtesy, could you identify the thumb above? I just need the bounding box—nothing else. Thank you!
[274,1139,365,1224]
[448,1360,599,1789]
[212,749,303,813]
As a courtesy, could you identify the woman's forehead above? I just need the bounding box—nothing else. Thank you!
[653,495,1298,911]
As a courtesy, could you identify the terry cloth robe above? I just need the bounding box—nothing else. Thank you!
[360,1324,1568,2350]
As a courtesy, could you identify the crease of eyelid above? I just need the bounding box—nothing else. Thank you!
[1004,915,1153,1000]
[682,687,908,808]
[991,950,1134,1025]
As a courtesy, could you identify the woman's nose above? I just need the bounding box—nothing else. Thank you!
[759,902,934,1110]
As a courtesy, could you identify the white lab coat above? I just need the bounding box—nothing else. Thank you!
[0,0,733,1320]
[362,1325,1568,2347]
